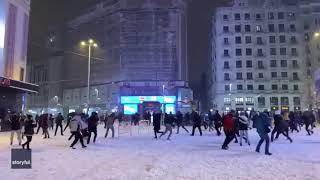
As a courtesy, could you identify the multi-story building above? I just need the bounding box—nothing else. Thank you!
[27,0,192,115]
[0,0,38,130]
[212,0,306,112]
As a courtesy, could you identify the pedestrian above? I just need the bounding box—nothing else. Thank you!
[153,111,163,139]
[271,110,293,143]
[213,110,222,136]
[255,111,272,156]
[302,111,314,135]
[184,112,191,125]
[238,111,250,146]
[159,112,174,140]
[49,114,54,130]
[221,110,235,150]
[9,113,22,145]
[35,114,42,134]
[69,112,86,149]
[208,111,214,132]
[176,111,189,134]
[105,113,116,138]
[41,114,50,139]
[87,112,99,144]
[233,112,240,143]
[54,113,64,136]
[289,111,299,133]
[191,111,202,136]
[22,115,37,150]
[19,114,26,140]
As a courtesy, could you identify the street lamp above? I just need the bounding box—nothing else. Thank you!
[314,32,320,38]
[80,39,98,114]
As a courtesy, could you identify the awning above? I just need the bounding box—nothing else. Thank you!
[0,76,39,93]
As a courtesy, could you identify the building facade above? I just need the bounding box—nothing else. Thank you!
[27,0,192,115]
[212,0,306,112]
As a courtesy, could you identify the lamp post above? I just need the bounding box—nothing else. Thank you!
[81,39,98,114]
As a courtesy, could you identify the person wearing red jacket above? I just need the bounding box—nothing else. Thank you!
[222,110,236,150]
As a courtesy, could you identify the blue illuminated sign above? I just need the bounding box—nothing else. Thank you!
[165,104,175,114]
[121,96,176,104]
[123,104,138,115]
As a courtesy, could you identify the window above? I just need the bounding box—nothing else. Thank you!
[258,61,264,68]
[223,15,228,21]
[256,25,262,32]
[272,84,278,90]
[20,68,24,81]
[294,85,299,91]
[257,37,263,44]
[270,60,277,67]
[279,35,286,43]
[235,97,244,104]
[270,48,276,55]
[290,36,297,44]
[269,36,276,43]
[246,48,252,56]
[236,60,242,68]
[247,72,253,80]
[236,49,242,56]
[246,60,252,68]
[281,72,288,78]
[292,60,298,68]
[270,97,278,105]
[290,24,296,32]
[236,72,243,80]
[245,13,250,20]
[245,25,251,32]
[282,84,288,90]
[224,38,229,45]
[278,12,284,19]
[258,85,265,90]
[271,72,277,78]
[223,26,229,32]
[247,85,253,90]
[235,36,242,44]
[268,12,274,20]
[257,49,264,56]
[281,97,289,105]
[246,97,254,104]
[291,48,298,56]
[258,73,264,78]
[288,12,296,20]
[293,72,299,80]
[278,24,285,32]
[224,61,229,69]
[268,24,275,32]
[224,73,230,81]
[258,97,266,106]
[245,36,252,44]
[235,25,241,32]
[235,13,241,20]
[237,84,243,90]
[225,85,230,91]
[280,48,286,55]
[293,97,300,105]
[224,97,231,104]
[224,49,229,57]
[256,13,262,20]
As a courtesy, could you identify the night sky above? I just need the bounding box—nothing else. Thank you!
[28,0,224,95]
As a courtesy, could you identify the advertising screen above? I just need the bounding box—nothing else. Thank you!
[123,104,138,115]
[121,96,176,104]
[165,104,175,114]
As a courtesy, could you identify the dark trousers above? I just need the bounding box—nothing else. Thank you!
[222,130,235,148]
[154,127,163,138]
[305,124,314,135]
[177,125,189,134]
[43,128,50,138]
[22,136,32,149]
[256,133,270,154]
[214,124,221,136]
[87,129,97,144]
[70,131,85,147]
[54,124,64,136]
[272,127,292,142]
[36,124,42,134]
[191,125,202,136]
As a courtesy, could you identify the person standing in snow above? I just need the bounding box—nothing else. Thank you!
[41,114,50,139]
[105,113,116,138]
[22,115,37,150]
[302,111,315,135]
[54,113,64,136]
[87,112,99,144]
[9,113,22,145]
[238,111,250,146]
[191,111,202,136]
[289,111,299,133]
[159,112,174,140]
[213,110,222,136]
[69,112,86,149]
[176,111,189,134]
[271,110,293,143]
[153,111,163,139]
[255,111,272,155]
[221,110,236,150]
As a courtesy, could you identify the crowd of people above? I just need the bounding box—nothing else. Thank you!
[3,109,318,155]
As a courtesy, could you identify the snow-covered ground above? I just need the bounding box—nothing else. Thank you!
[0,124,319,180]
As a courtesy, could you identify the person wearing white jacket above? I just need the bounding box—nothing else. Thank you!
[69,113,86,149]
[238,112,250,146]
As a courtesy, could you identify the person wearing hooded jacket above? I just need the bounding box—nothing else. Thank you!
[302,111,314,135]
[221,111,235,150]
[153,111,163,139]
[238,112,250,146]
[22,115,37,150]
[255,111,272,155]
[69,113,86,149]
[87,112,99,144]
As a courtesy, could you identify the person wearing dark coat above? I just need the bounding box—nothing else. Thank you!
[176,111,189,134]
[271,111,293,143]
[302,111,314,135]
[238,112,250,146]
[9,114,22,145]
[221,111,236,150]
[153,112,163,139]
[159,112,174,140]
[184,112,191,126]
[191,111,202,136]
[22,115,37,150]
[289,111,299,133]
[213,110,222,136]
[255,111,272,155]
[35,114,42,134]
[87,112,99,144]
[41,114,50,139]
[54,113,64,136]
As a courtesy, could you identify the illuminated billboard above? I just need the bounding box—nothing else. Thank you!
[120,96,176,104]
[123,104,138,115]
